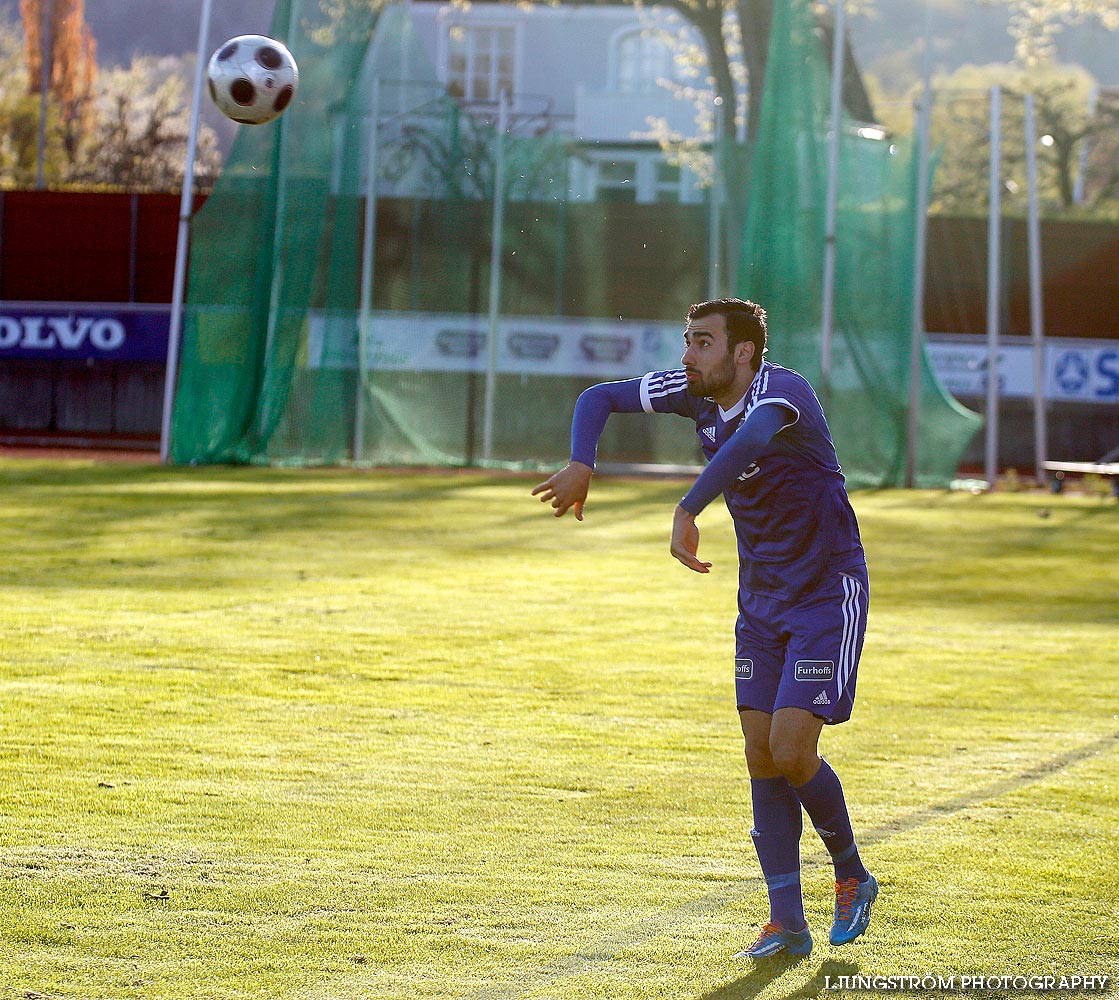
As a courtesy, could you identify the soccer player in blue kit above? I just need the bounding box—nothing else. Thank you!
[532,298,878,959]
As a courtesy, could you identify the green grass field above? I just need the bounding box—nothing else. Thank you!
[1,458,1116,1000]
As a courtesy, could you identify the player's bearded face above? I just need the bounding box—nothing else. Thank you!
[685,345,738,398]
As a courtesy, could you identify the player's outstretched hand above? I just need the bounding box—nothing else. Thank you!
[531,461,593,520]
[670,505,712,573]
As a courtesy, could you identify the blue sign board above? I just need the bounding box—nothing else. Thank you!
[0,305,170,362]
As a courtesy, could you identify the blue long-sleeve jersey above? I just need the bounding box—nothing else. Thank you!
[569,361,865,601]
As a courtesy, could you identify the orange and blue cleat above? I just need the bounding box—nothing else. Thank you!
[734,920,813,959]
[830,872,879,946]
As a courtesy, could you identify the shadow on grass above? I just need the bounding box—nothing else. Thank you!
[858,729,1119,852]
[701,958,861,1000]
[0,462,697,593]
[468,729,1119,1000]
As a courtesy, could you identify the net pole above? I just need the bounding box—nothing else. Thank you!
[354,78,381,463]
[160,0,213,463]
[1024,93,1048,486]
[1073,85,1097,206]
[905,2,933,488]
[820,0,846,390]
[984,85,1002,489]
[481,89,508,465]
[707,98,725,299]
[259,0,299,442]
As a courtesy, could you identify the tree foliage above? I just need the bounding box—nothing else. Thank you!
[0,9,66,185]
[930,62,1119,215]
[0,8,220,191]
[637,0,1119,216]
[1000,0,1119,64]
[74,56,222,192]
[19,0,97,159]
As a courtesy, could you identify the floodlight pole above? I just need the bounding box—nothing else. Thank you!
[354,79,381,463]
[984,86,1002,489]
[160,0,213,463]
[905,2,933,489]
[1024,93,1048,486]
[820,0,846,391]
[481,89,508,466]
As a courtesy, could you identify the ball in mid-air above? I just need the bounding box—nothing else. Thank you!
[207,35,298,126]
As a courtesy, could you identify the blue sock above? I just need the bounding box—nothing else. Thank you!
[794,759,868,883]
[750,776,805,930]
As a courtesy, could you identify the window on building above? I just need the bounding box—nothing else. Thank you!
[614,29,679,94]
[594,158,639,203]
[652,161,683,203]
[446,26,516,103]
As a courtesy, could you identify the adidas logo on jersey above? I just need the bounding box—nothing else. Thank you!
[813,691,832,706]
[701,426,716,442]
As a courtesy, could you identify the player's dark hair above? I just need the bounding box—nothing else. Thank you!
[688,298,767,372]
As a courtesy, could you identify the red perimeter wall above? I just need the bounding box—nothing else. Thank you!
[1,191,1118,336]
[0,190,203,304]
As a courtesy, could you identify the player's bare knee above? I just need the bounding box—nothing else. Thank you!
[743,732,774,771]
[768,738,817,784]
[739,710,773,769]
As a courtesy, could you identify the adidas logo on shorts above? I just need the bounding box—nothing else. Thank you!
[813,691,831,706]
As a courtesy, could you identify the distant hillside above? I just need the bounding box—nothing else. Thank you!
[850,1,1119,94]
[84,0,277,67]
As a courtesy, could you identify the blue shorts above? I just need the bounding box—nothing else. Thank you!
[733,565,869,725]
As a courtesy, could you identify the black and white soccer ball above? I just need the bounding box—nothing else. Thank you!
[206,35,298,126]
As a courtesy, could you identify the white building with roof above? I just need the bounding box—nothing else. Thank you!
[401,0,738,204]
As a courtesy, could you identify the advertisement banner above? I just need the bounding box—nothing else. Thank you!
[308,311,1119,405]
[0,304,171,362]
[4,302,1116,407]
[924,338,1119,404]
[306,310,686,379]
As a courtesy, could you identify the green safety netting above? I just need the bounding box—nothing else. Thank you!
[171,0,980,485]
[737,0,981,488]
